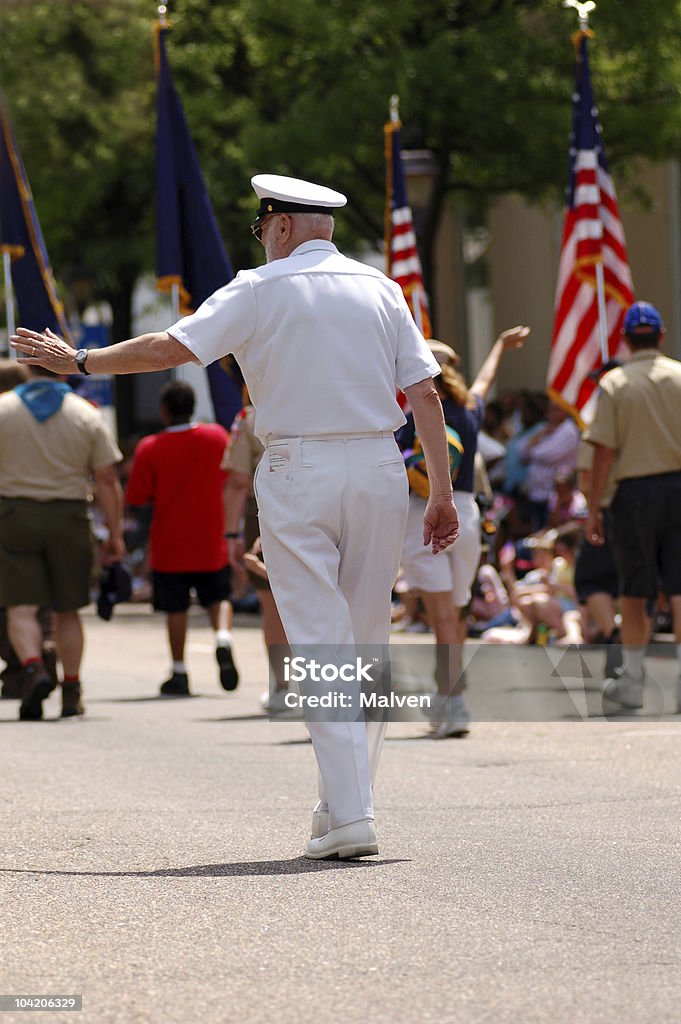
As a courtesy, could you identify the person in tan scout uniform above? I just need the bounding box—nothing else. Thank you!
[223,403,290,713]
[585,302,681,711]
[0,359,58,701]
[0,364,123,720]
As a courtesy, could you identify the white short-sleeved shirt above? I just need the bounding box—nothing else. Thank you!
[169,240,440,443]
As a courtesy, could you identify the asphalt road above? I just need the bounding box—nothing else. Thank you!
[1,607,680,1024]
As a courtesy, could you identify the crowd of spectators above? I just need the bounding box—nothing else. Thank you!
[391,388,614,650]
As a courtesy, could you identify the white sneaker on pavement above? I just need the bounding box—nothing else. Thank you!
[260,688,294,715]
[431,694,471,739]
[602,669,644,710]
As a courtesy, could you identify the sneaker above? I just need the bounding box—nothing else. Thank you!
[19,663,56,721]
[261,688,295,716]
[61,682,85,718]
[429,694,471,739]
[423,683,468,721]
[423,691,447,723]
[160,672,190,697]
[602,668,644,710]
[216,644,239,691]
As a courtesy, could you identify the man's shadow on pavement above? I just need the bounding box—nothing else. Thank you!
[0,859,409,878]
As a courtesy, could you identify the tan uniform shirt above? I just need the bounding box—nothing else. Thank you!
[584,349,681,481]
[222,406,263,495]
[0,391,122,500]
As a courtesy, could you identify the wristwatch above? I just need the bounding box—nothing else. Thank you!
[74,349,91,375]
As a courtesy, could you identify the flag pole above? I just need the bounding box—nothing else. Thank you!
[386,96,424,334]
[595,260,608,362]
[563,0,608,361]
[384,95,399,277]
[170,282,180,322]
[2,248,15,346]
[157,4,179,322]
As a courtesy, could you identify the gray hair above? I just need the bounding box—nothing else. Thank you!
[295,212,334,237]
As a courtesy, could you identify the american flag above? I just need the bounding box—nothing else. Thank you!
[384,111,432,339]
[547,31,634,426]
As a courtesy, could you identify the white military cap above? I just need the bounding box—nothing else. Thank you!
[250,173,347,232]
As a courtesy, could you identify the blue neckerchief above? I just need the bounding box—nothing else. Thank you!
[15,381,72,423]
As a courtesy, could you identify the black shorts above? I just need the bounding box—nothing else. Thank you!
[611,472,681,599]
[151,567,232,613]
[574,509,619,603]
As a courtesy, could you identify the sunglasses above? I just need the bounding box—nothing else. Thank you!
[250,213,277,242]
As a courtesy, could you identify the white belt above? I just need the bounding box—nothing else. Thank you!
[264,430,395,446]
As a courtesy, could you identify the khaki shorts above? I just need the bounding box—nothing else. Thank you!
[0,498,94,611]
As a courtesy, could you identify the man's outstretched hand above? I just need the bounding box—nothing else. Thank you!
[423,495,460,554]
[11,327,75,374]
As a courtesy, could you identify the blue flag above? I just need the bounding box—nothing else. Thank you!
[155,21,242,429]
[0,99,70,339]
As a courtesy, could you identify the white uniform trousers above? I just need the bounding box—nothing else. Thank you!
[255,434,409,829]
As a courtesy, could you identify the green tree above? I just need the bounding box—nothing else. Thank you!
[0,0,156,341]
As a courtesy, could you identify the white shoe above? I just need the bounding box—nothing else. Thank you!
[260,688,294,715]
[602,669,644,710]
[311,806,329,839]
[423,692,447,722]
[304,819,378,860]
[432,696,471,737]
[428,694,471,738]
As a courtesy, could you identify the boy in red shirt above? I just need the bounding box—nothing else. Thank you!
[126,381,238,696]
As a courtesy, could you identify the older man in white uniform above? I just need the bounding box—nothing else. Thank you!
[12,174,459,860]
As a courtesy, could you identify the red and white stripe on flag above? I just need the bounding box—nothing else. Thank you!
[389,206,432,339]
[384,117,432,341]
[547,33,634,427]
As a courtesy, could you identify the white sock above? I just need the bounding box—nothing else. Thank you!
[622,647,645,681]
[216,629,232,647]
[173,660,187,674]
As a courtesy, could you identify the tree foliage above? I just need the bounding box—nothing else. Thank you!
[0,0,156,333]
[0,0,680,337]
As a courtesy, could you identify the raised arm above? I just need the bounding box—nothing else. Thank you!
[470,326,530,400]
[11,327,199,375]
